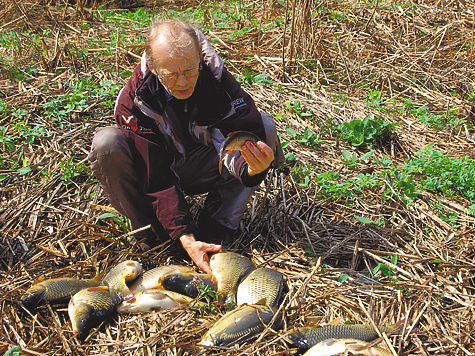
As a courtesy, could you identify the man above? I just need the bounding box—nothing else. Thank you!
[89,20,283,273]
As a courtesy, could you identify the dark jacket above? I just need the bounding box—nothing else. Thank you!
[113,31,267,240]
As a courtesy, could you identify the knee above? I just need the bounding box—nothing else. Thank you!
[90,126,128,157]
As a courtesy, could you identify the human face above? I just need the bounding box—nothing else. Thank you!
[151,45,201,100]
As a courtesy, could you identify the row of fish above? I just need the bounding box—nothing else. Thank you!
[21,262,210,340]
[21,252,409,354]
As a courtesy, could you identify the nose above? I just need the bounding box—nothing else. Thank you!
[175,73,188,86]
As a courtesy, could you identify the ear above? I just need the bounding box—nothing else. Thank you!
[147,61,156,75]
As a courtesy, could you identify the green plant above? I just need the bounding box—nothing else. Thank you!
[402,145,475,203]
[334,115,399,148]
[241,68,275,86]
[341,150,375,169]
[59,157,89,183]
[365,90,388,111]
[97,212,131,232]
[286,127,323,147]
[291,163,315,187]
[286,99,313,118]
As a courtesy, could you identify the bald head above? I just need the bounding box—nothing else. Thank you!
[145,20,200,67]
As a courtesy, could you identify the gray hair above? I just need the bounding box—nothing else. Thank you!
[145,20,200,65]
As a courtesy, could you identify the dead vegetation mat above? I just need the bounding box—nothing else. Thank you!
[1,0,475,355]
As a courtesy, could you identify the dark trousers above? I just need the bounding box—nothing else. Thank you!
[88,113,282,243]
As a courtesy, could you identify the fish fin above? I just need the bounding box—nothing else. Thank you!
[328,317,343,325]
[226,149,235,155]
[87,285,109,292]
[255,298,267,306]
[33,275,45,285]
[156,276,164,287]
[123,294,135,302]
[228,131,238,138]
[92,275,104,281]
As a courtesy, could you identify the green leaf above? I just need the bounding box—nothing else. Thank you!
[338,273,349,283]
[342,150,352,161]
[286,127,297,138]
[97,212,118,220]
[281,141,291,149]
[391,254,398,265]
[360,150,376,161]
[275,113,285,121]
[355,215,373,224]
[17,167,32,175]
[4,346,23,356]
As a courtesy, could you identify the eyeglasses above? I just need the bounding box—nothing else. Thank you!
[155,63,202,86]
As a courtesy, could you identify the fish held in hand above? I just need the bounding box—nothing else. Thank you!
[159,272,217,299]
[288,319,410,350]
[21,276,102,310]
[102,260,142,305]
[199,304,281,350]
[303,338,392,356]
[219,131,261,173]
[236,267,283,308]
[68,286,115,341]
[129,265,194,294]
[210,252,255,305]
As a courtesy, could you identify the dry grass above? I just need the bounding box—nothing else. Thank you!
[1,0,475,355]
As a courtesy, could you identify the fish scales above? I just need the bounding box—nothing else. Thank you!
[236,267,283,308]
[129,265,194,294]
[210,252,256,305]
[21,277,102,309]
[303,338,392,356]
[288,324,398,349]
[102,260,142,305]
[68,287,115,341]
[200,304,279,349]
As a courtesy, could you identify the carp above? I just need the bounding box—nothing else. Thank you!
[102,260,142,305]
[199,304,281,350]
[117,287,204,313]
[129,265,194,294]
[236,267,283,308]
[159,272,217,299]
[288,319,410,350]
[68,286,115,341]
[210,252,255,305]
[219,131,261,173]
[21,276,102,310]
[302,338,392,356]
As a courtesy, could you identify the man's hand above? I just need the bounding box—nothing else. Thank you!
[179,234,221,274]
[241,141,274,176]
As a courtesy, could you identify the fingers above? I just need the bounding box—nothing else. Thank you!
[241,141,274,175]
[196,253,213,274]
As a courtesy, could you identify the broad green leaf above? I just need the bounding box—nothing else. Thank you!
[355,215,373,224]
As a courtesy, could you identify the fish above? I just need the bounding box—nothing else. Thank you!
[68,286,115,341]
[287,319,410,350]
[236,267,284,308]
[128,265,195,294]
[117,287,205,313]
[21,276,102,310]
[210,252,256,305]
[218,131,262,173]
[302,338,392,356]
[199,304,281,350]
[159,272,217,299]
[102,260,142,305]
